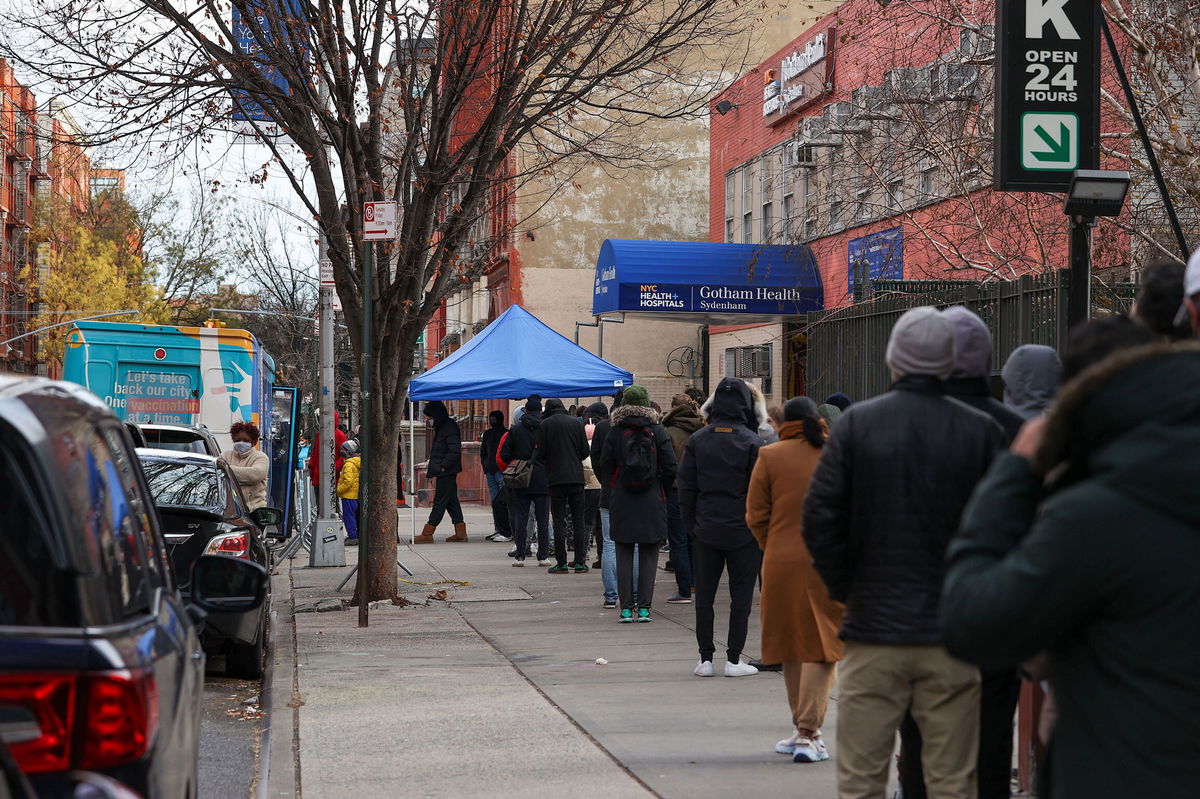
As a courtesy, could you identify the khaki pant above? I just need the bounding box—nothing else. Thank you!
[783,661,838,732]
[837,642,980,799]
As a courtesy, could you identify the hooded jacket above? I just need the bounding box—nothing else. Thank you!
[1002,345,1062,419]
[307,410,347,487]
[479,412,505,475]
[500,409,549,494]
[536,398,590,486]
[336,455,361,499]
[662,402,704,466]
[677,378,761,550]
[599,403,677,544]
[943,342,1200,799]
[424,400,462,477]
[802,374,1005,645]
[589,402,617,509]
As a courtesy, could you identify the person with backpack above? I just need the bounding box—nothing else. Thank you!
[501,396,552,566]
[537,398,592,573]
[600,384,677,623]
[336,439,361,546]
[678,377,764,677]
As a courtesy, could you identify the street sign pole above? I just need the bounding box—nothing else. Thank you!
[358,238,373,628]
[1067,215,1095,327]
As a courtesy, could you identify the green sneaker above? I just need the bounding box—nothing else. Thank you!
[547,564,570,574]
[618,609,634,623]
[636,608,652,623]
[572,563,590,573]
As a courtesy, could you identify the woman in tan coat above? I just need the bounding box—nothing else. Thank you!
[746,396,844,764]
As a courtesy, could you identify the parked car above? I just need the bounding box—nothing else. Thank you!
[0,377,268,799]
[135,424,220,457]
[136,449,281,678]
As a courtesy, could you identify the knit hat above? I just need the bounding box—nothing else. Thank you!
[943,306,993,378]
[823,392,852,411]
[885,306,956,379]
[524,394,542,413]
[622,384,651,408]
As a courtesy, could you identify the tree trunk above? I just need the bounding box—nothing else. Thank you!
[353,357,406,604]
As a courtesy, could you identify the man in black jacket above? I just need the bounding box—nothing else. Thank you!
[415,400,467,543]
[678,377,763,678]
[802,306,1003,798]
[480,410,511,542]
[537,398,591,573]
[501,398,552,565]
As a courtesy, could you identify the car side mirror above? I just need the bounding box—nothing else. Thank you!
[250,506,283,529]
[188,555,268,615]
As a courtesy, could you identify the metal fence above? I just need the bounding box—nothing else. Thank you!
[805,271,1082,402]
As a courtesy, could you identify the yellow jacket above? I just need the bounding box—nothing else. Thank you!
[337,456,361,499]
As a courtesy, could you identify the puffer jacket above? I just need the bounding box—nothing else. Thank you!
[662,403,704,465]
[677,378,761,551]
[500,410,548,494]
[425,401,462,477]
[599,404,677,545]
[337,455,361,499]
[802,374,1004,645]
[943,342,1200,799]
[535,399,590,486]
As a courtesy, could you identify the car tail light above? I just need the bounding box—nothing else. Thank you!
[0,668,157,773]
[0,673,75,772]
[78,669,159,770]
[205,532,250,559]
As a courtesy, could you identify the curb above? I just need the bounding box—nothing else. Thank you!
[260,559,299,799]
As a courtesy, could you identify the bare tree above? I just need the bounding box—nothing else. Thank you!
[4,0,750,604]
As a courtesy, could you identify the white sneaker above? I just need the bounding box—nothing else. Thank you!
[724,660,759,677]
[537,558,552,567]
[775,731,800,755]
[812,734,830,761]
[511,559,525,567]
[693,660,714,677]
[792,736,823,763]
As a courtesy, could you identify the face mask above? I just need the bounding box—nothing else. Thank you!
[233,441,253,455]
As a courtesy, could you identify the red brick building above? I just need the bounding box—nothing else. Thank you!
[706,0,1131,402]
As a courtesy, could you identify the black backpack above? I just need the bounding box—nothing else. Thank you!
[616,424,657,493]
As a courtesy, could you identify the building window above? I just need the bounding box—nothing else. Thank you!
[762,201,774,243]
[781,193,794,241]
[742,211,753,243]
[725,217,735,243]
[829,201,843,232]
[725,344,773,397]
[856,188,871,223]
[724,171,736,242]
[919,163,937,199]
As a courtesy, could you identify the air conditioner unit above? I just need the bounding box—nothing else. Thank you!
[786,142,816,168]
[885,67,931,104]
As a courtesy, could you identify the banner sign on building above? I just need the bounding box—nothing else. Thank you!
[848,227,904,296]
[763,28,836,126]
[617,283,818,315]
[994,0,1100,190]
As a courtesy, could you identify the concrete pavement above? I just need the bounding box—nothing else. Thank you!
[266,506,844,798]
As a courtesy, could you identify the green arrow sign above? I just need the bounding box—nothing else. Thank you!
[1033,122,1072,163]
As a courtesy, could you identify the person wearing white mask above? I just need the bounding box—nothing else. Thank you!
[221,421,270,510]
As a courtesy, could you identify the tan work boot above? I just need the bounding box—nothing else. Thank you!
[447,523,468,542]
[414,524,436,544]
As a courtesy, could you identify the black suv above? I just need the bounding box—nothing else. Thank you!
[0,378,267,798]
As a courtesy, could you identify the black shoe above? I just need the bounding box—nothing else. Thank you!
[345,537,359,546]
[662,561,675,572]
[748,659,782,672]
[591,559,602,569]
[507,547,519,558]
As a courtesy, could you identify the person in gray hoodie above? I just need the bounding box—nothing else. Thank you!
[1001,345,1062,420]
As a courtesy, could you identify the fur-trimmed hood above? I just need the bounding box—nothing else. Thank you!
[1037,342,1200,520]
[610,403,660,427]
[701,377,769,433]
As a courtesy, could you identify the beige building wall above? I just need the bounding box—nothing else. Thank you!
[514,1,838,405]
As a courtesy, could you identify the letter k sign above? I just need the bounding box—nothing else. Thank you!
[1026,0,1080,39]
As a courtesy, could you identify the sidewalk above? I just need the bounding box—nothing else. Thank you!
[266,506,841,798]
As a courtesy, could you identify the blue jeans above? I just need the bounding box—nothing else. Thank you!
[599,508,637,603]
[486,471,504,502]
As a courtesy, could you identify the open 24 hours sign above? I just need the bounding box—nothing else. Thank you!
[994,0,1100,191]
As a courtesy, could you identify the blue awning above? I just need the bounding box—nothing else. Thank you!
[409,305,633,401]
[592,239,824,323]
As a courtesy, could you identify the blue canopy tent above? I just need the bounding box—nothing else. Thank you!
[593,239,824,324]
[408,304,633,400]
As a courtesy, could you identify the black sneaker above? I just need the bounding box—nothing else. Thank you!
[345,537,359,546]
[665,593,692,604]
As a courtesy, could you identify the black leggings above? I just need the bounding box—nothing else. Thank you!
[693,539,762,663]
[615,542,660,610]
[510,491,550,560]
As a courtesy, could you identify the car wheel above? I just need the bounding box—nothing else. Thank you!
[226,618,268,679]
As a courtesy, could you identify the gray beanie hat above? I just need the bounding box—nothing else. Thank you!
[885,306,956,379]
[943,306,992,378]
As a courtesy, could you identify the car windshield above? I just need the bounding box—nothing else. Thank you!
[141,428,208,454]
[140,460,226,512]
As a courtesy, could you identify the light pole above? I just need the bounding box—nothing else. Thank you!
[1063,170,1131,328]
